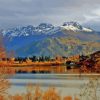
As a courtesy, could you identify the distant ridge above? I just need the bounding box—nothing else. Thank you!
[1,21,100,57]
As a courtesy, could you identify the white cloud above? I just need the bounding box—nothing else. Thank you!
[92,8,100,16]
[21,0,32,2]
[0,0,100,31]
[84,15,100,22]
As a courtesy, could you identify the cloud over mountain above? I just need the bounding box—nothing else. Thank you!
[0,0,100,31]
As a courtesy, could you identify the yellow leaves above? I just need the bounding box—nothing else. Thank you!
[43,87,61,100]
[0,95,4,100]
[66,55,80,62]
[0,82,81,100]
[12,94,23,100]
[33,86,42,100]
[63,96,72,100]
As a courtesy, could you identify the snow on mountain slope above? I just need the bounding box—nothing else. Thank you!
[1,21,100,57]
[2,23,55,37]
[2,22,94,38]
[82,27,93,32]
[61,22,93,32]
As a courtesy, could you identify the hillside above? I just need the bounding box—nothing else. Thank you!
[1,22,100,57]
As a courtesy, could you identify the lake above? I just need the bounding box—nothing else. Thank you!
[8,74,100,99]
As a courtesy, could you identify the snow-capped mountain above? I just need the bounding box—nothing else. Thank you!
[2,22,94,38]
[2,25,35,37]
[1,21,100,57]
[2,23,57,37]
[61,22,93,32]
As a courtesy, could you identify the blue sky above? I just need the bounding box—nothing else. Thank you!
[0,0,100,31]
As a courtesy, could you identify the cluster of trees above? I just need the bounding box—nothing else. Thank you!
[14,56,51,63]
[30,56,51,62]
[66,52,100,73]
[78,53,100,73]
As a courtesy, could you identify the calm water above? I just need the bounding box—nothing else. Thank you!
[8,74,100,98]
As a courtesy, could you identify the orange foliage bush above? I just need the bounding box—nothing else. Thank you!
[43,87,61,100]
[0,95,4,100]
[12,94,23,100]
[0,84,81,100]
[63,96,72,100]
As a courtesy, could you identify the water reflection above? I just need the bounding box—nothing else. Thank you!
[8,74,100,98]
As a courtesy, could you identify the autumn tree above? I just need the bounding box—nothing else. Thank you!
[0,33,14,99]
[0,34,6,60]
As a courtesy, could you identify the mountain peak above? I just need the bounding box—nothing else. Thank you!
[61,21,93,32]
[63,21,82,28]
[2,22,94,38]
[2,23,55,37]
[38,23,54,29]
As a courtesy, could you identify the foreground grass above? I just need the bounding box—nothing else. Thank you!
[0,85,79,100]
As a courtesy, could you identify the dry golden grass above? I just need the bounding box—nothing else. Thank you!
[0,84,80,100]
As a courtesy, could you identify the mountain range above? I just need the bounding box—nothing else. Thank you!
[1,21,100,57]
